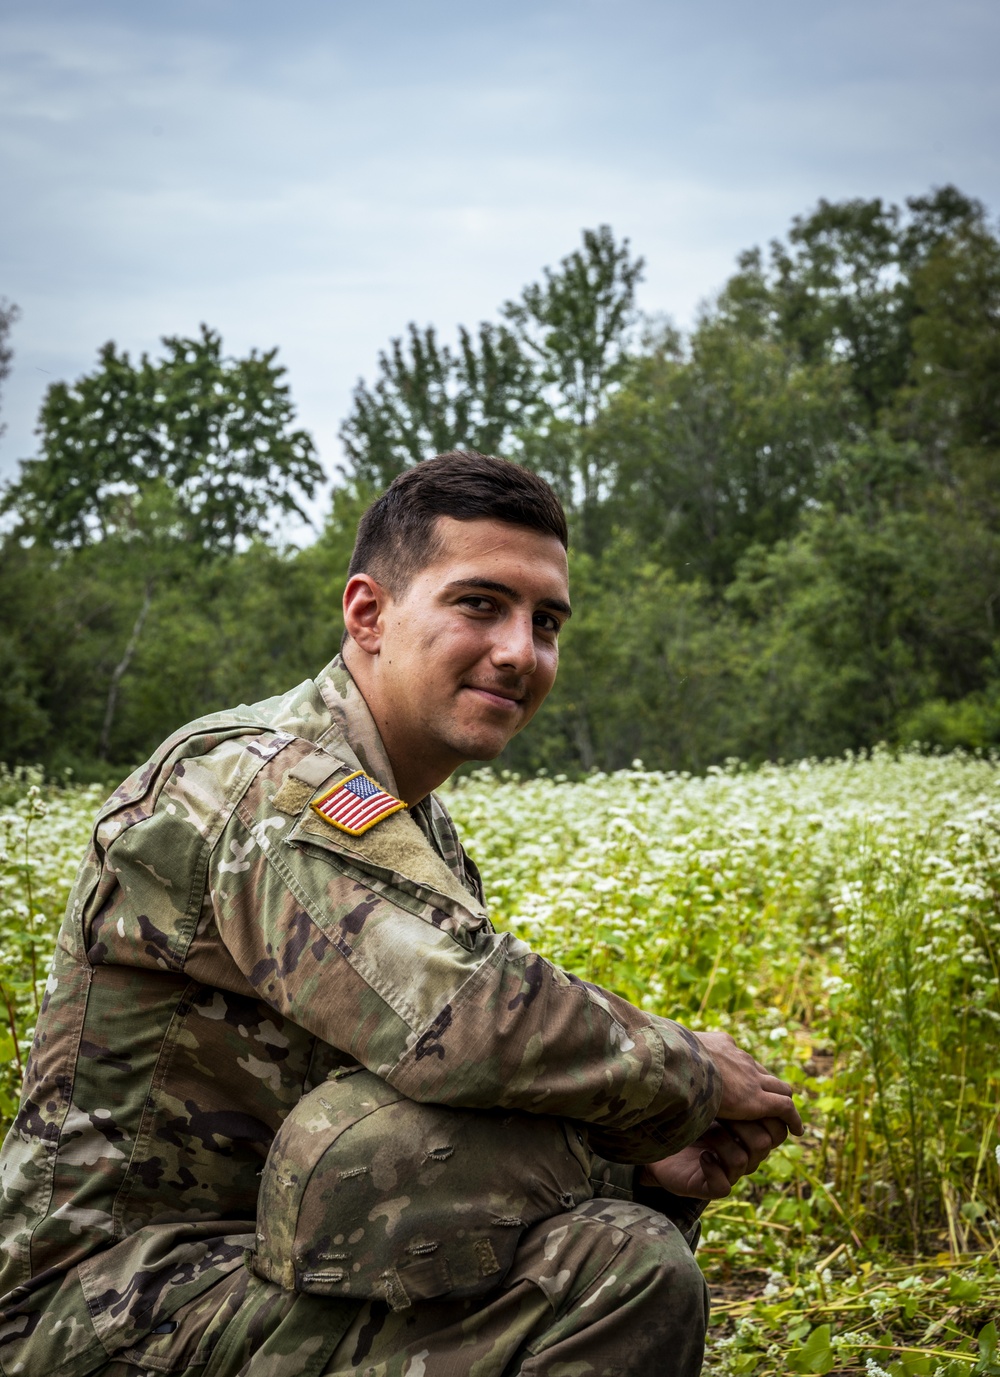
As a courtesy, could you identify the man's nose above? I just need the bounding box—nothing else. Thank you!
[491,612,537,675]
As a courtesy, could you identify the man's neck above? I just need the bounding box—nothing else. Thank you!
[341,642,457,804]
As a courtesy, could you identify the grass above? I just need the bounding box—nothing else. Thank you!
[2,750,999,1374]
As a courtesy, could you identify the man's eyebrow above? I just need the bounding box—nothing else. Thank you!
[444,577,572,618]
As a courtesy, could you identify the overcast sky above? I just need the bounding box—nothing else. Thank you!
[2,0,997,517]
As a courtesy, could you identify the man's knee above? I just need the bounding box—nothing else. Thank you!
[509,1198,708,1323]
[252,1069,594,1309]
[499,1200,708,1376]
[620,1205,709,1322]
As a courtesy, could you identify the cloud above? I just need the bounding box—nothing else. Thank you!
[1,0,997,508]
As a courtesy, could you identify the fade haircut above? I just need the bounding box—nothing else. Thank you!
[347,451,568,594]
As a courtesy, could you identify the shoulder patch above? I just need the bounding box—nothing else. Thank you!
[310,770,406,836]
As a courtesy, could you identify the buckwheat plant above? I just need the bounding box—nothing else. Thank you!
[3,749,1000,1371]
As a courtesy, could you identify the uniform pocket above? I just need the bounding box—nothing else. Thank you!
[252,1070,594,1311]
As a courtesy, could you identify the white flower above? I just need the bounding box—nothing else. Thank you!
[866,1360,893,1377]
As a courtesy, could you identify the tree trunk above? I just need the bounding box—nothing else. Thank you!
[98,581,153,760]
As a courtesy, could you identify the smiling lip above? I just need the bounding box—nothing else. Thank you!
[465,686,524,710]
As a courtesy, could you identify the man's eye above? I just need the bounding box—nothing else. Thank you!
[461,597,495,613]
[534,613,561,634]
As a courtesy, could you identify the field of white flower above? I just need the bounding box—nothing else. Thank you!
[1,751,998,1375]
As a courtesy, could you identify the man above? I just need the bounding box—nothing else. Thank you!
[0,452,801,1376]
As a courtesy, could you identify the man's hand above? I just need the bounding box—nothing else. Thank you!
[695,1030,804,1135]
[639,1117,788,1200]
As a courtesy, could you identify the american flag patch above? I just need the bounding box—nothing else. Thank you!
[310,771,406,836]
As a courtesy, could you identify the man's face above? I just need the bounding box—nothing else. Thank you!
[371,516,570,786]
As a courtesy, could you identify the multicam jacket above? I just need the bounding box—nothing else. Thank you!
[0,657,720,1373]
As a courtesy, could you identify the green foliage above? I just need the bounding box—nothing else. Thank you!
[900,693,1000,751]
[896,216,1000,460]
[339,321,535,488]
[503,224,644,432]
[4,754,998,1370]
[0,534,349,771]
[0,325,327,762]
[600,322,851,585]
[339,225,644,553]
[723,186,985,423]
[2,324,322,551]
[503,225,645,551]
[0,297,18,444]
[4,186,1000,782]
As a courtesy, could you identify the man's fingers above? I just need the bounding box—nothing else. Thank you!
[719,1091,803,1134]
[700,1125,750,1181]
[699,1151,733,1199]
[761,1093,803,1134]
[759,1072,795,1098]
[721,1119,775,1173]
[759,1116,789,1149]
[696,1029,807,1135]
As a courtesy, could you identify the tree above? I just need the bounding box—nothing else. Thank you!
[720,187,984,425]
[2,324,322,551]
[6,190,1000,777]
[340,322,536,489]
[0,298,19,445]
[1,326,323,758]
[599,319,852,588]
[893,216,1000,475]
[503,226,643,432]
[339,227,643,552]
[503,226,644,551]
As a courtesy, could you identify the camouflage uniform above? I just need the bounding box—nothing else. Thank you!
[0,658,721,1376]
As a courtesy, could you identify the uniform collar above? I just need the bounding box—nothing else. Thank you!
[313,653,402,802]
[311,654,480,897]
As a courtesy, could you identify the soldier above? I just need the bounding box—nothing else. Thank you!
[0,452,801,1376]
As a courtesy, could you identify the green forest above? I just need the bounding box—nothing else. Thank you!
[2,183,998,780]
[3,186,1000,1372]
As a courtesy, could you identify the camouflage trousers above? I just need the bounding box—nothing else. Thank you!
[3,1077,708,1376]
[101,1198,708,1377]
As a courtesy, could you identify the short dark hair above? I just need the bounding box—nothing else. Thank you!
[347,451,568,592]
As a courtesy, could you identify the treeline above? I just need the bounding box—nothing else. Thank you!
[1,185,998,779]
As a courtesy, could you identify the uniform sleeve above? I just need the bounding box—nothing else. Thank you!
[210,796,721,1164]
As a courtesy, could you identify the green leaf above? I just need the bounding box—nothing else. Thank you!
[731,1355,760,1374]
[948,1274,982,1303]
[787,1323,835,1375]
[898,1358,933,1376]
[978,1320,1000,1375]
[961,1200,988,1223]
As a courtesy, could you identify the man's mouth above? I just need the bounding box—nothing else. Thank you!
[464,685,524,710]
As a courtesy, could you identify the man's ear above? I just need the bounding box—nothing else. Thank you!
[343,573,389,656]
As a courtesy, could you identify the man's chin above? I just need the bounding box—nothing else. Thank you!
[447,725,520,764]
